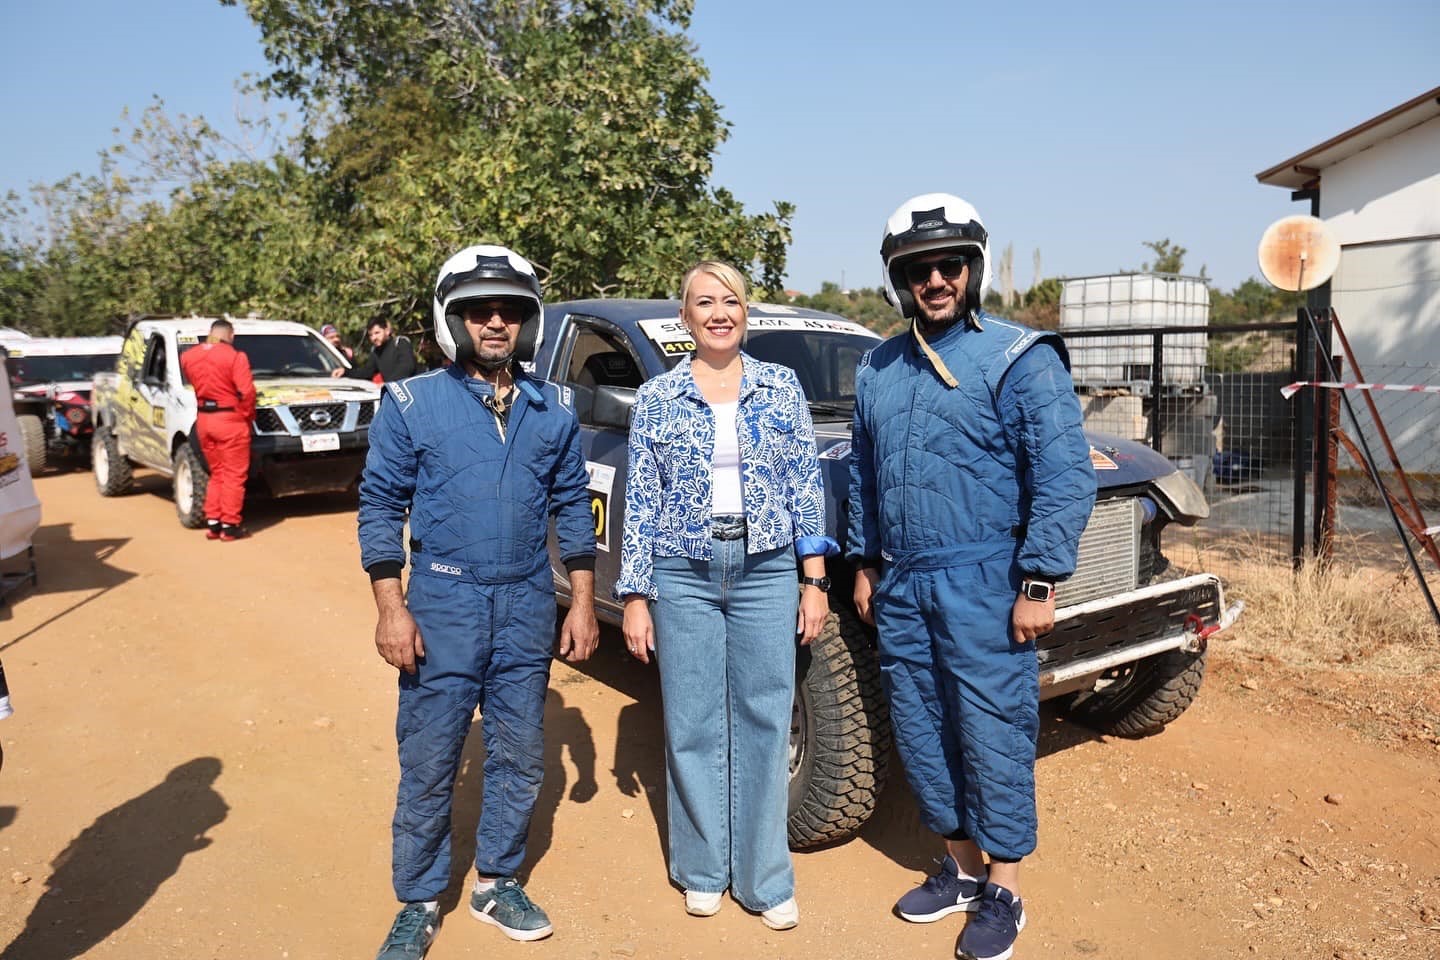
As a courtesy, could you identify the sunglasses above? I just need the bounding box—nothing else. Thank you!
[903,255,969,286]
[464,301,526,323]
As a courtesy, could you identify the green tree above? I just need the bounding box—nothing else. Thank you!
[225,0,793,318]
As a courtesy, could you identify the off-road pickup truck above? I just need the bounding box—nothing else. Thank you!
[4,336,122,472]
[90,316,382,526]
[533,299,1244,849]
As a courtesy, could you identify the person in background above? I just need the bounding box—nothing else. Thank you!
[321,323,355,362]
[617,260,837,931]
[360,244,598,959]
[849,194,1096,960]
[180,319,256,541]
[334,317,416,382]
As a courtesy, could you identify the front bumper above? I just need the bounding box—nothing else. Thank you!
[1037,574,1244,693]
[248,426,370,497]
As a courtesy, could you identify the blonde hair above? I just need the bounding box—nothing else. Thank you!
[680,261,749,313]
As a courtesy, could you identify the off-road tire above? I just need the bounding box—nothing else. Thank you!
[17,414,46,474]
[91,424,133,496]
[787,598,892,849]
[1064,647,1207,737]
[172,442,209,529]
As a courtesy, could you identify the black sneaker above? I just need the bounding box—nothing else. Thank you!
[896,855,987,922]
[957,883,1026,960]
[469,877,554,941]
[375,903,438,960]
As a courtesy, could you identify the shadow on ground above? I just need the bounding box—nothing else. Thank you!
[0,523,135,653]
[0,757,228,960]
[437,687,599,915]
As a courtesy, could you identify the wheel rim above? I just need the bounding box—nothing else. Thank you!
[93,437,109,485]
[788,690,807,782]
[175,456,193,512]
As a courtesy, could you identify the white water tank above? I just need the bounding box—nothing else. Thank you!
[1059,274,1209,393]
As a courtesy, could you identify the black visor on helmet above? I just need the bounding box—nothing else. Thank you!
[880,208,989,260]
[436,254,542,304]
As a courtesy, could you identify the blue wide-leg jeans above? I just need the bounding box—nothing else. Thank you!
[651,537,798,912]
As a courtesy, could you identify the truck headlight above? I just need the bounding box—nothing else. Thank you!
[1151,468,1210,523]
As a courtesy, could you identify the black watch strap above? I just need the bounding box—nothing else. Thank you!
[800,576,832,593]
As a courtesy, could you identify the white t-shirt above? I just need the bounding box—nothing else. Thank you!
[710,401,744,515]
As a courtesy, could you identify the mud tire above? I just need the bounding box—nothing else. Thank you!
[92,424,133,496]
[18,414,46,474]
[787,598,892,849]
[1064,647,1207,737]
[172,442,209,529]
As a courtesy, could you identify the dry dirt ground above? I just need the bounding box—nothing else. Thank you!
[1,471,1437,960]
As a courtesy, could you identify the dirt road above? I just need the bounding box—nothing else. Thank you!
[2,472,1437,959]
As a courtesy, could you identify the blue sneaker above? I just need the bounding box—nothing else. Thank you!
[895,855,987,922]
[469,877,554,941]
[957,883,1027,960]
[375,903,438,960]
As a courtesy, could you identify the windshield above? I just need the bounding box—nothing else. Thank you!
[661,328,877,415]
[5,353,117,387]
[178,334,342,379]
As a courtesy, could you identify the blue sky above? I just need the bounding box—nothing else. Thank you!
[2,0,1436,295]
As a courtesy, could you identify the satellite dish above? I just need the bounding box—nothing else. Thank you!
[1258,215,1340,292]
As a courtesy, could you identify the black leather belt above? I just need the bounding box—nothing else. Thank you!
[198,399,235,412]
[712,515,747,541]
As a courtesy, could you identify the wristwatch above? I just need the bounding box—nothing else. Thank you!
[1021,579,1054,602]
[800,576,832,593]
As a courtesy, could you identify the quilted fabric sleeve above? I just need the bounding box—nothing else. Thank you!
[1001,341,1096,580]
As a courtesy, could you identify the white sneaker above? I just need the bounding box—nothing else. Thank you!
[761,897,799,930]
[685,890,723,917]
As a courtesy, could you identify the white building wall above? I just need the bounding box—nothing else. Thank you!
[1320,116,1440,245]
[1314,115,1440,474]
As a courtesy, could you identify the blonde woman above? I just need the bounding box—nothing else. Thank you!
[616,261,837,929]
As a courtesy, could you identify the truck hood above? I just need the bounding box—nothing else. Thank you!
[811,425,1182,500]
[252,378,382,407]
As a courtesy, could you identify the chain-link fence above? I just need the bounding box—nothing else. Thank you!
[1062,314,1439,623]
[1063,320,1300,585]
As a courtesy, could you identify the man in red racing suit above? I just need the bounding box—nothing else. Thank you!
[180,319,256,540]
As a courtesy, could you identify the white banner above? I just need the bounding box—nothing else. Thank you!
[0,361,42,560]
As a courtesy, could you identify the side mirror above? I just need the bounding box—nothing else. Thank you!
[591,384,636,431]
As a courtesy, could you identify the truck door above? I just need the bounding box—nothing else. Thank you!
[546,316,645,618]
[127,333,172,469]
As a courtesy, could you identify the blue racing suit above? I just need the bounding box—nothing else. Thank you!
[358,364,594,900]
[847,312,1095,860]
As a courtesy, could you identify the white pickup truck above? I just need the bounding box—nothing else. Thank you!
[90,316,382,526]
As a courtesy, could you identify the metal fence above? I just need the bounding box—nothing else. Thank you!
[1059,311,1439,623]
[1064,320,1300,585]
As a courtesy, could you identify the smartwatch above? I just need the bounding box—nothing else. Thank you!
[1021,579,1054,602]
[800,576,832,593]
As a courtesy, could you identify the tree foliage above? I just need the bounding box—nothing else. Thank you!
[3,1,792,340]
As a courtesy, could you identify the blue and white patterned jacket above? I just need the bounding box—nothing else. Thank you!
[616,354,839,600]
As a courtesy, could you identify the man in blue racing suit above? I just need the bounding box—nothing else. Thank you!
[360,245,598,959]
[849,195,1096,960]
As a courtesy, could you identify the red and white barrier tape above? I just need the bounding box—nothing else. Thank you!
[1280,380,1440,400]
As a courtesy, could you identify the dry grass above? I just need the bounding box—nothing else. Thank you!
[1217,541,1440,676]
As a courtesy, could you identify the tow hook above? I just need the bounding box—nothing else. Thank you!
[1182,614,1210,654]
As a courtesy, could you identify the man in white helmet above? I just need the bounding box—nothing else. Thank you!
[848,195,1095,960]
[358,244,599,958]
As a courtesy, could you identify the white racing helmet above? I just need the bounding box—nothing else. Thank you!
[880,193,992,321]
[432,244,544,367]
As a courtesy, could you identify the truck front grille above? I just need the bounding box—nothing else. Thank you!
[291,402,347,432]
[255,409,285,433]
[1061,497,1141,607]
